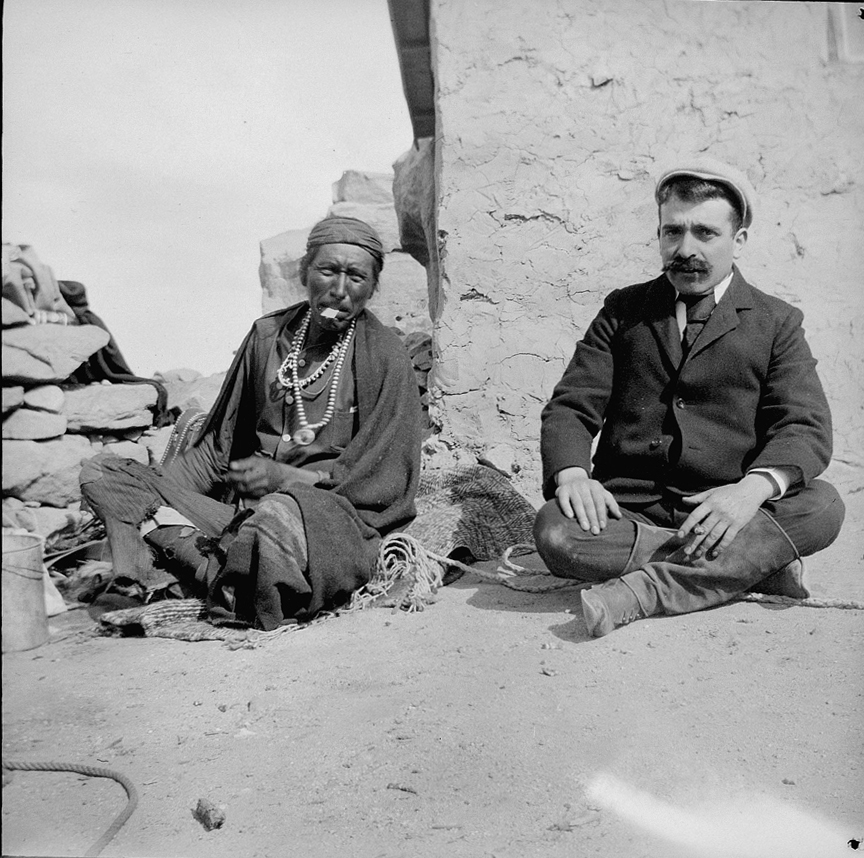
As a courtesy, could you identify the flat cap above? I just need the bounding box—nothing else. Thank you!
[655,157,756,228]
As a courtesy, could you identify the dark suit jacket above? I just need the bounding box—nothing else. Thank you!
[540,267,832,504]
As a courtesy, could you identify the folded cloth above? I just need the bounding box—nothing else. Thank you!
[2,244,76,320]
[58,279,169,424]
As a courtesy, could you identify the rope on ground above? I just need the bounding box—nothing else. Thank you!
[1,760,138,857]
[494,544,583,591]
[736,592,864,610]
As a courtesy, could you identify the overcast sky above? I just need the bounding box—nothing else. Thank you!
[3,0,412,376]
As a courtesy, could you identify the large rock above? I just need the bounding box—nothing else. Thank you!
[259,229,310,315]
[100,439,151,465]
[2,324,109,383]
[327,172,401,252]
[161,372,226,414]
[2,298,30,328]
[332,171,395,207]
[1,499,87,540]
[2,386,24,414]
[2,409,67,440]
[139,425,176,466]
[2,435,96,506]
[154,368,202,384]
[393,138,439,318]
[23,384,65,413]
[326,201,401,252]
[63,383,157,432]
[393,140,436,267]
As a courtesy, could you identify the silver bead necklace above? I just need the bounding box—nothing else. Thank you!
[276,311,341,390]
[277,310,356,446]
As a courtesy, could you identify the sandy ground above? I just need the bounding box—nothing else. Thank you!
[3,485,863,858]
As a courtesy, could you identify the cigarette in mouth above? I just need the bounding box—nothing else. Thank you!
[320,308,340,320]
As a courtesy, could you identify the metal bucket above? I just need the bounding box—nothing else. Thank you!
[2,533,49,652]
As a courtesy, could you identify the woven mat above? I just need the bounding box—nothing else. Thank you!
[97,598,332,647]
[403,465,536,558]
[97,464,541,643]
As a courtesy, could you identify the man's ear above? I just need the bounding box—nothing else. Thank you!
[732,227,748,259]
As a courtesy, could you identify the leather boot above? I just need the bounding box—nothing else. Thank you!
[581,568,661,637]
[748,558,809,599]
[582,510,799,635]
[143,525,213,597]
[637,509,799,616]
[622,521,685,574]
[579,521,684,637]
[144,525,210,581]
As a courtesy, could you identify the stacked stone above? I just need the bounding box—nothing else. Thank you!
[2,298,167,542]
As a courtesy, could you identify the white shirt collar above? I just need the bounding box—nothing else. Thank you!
[675,269,734,305]
[674,269,734,334]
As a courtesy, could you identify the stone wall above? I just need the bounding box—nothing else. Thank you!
[3,254,230,545]
[424,0,864,502]
[2,304,165,542]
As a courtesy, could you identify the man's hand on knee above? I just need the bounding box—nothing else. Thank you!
[554,467,621,535]
[678,474,776,558]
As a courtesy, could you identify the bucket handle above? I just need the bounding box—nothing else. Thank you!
[2,562,44,581]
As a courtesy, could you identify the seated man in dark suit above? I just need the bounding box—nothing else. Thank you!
[534,158,844,637]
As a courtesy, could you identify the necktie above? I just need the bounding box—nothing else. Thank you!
[680,291,716,355]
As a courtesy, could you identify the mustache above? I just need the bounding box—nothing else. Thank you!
[663,258,710,273]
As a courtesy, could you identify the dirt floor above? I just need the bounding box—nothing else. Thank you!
[3,480,863,858]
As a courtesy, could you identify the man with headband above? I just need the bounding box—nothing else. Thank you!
[81,216,422,628]
[534,157,844,637]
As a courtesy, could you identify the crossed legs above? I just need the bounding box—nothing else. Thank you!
[533,480,845,635]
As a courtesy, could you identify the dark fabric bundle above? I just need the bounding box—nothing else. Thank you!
[59,280,169,425]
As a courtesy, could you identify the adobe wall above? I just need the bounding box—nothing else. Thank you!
[427,0,864,502]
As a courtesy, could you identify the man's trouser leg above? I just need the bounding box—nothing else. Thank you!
[629,479,845,616]
[79,453,234,587]
[533,500,685,582]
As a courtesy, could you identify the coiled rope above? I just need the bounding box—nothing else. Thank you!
[349,535,576,612]
[2,760,138,857]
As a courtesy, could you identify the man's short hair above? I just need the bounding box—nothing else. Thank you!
[657,177,745,234]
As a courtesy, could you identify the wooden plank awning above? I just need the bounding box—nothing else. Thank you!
[387,0,435,139]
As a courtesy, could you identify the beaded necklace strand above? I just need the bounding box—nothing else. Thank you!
[276,310,356,446]
[276,311,340,390]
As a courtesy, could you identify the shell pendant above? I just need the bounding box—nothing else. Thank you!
[293,428,316,446]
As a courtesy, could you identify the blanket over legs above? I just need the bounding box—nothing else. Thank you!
[210,489,380,629]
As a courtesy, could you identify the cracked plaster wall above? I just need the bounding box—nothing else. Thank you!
[428,0,864,502]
